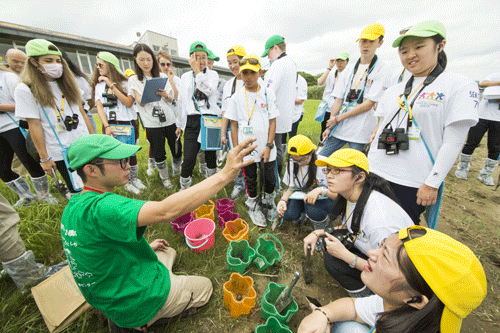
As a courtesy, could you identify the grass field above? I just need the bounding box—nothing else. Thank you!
[0,101,329,333]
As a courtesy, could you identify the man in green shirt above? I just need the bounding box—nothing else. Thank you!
[61,134,256,330]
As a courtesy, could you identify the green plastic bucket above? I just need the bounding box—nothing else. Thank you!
[252,233,283,271]
[260,282,298,324]
[227,239,256,274]
[255,316,293,333]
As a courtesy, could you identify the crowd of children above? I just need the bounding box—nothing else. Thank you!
[0,18,492,333]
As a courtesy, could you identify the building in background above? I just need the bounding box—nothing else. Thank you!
[133,30,178,56]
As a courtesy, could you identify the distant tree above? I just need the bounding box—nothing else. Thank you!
[297,71,316,86]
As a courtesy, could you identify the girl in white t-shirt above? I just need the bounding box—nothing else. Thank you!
[277,135,333,230]
[304,148,413,298]
[14,39,94,197]
[367,21,479,225]
[128,44,179,189]
[91,51,145,194]
[298,226,486,333]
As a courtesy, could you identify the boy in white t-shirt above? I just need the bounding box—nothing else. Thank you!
[225,55,279,227]
[320,23,391,157]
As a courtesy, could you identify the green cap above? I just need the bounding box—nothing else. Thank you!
[97,51,124,75]
[26,39,62,57]
[336,51,349,61]
[392,20,446,48]
[262,35,285,57]
[207,49,220,61]
[189,41,209,55]
[67,134,141,170]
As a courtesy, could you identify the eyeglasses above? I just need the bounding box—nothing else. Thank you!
[239,58,260,66]
[92,157,130,170]
[160,62,172,67]
[322,167,353,175]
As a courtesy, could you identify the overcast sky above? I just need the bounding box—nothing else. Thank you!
[4,0,500,81]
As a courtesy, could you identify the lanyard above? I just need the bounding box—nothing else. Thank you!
[83,187,105,194]
[55,95,65,122]
[244,88,258,125]
[353,66,368,90]
[346,55,378,97]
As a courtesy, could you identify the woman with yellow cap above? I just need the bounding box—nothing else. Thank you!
[367,20,479,225]
[304,148,413,298]
[277,135,333,231]
[298,226,487,333]
[90,51,146,194]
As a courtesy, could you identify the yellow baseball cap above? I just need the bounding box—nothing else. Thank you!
[356,23,385,42]
[315,148,369,173]
[288,135,317,156]
[399,226,487,333]
[239,54,261,73]
[227,45,246,57]
[124,68,135,77]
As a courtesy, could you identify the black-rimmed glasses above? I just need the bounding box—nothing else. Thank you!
[92,157,130,170]
[322,167,353,175]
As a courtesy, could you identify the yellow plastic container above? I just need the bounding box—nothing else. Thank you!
[195,200,215,220]
[222,218,249,243]
[223,273,256,318]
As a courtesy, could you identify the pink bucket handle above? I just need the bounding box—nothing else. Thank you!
[185,236,210,249]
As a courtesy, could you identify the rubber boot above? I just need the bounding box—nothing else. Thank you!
[199,162,208,178]
[262,191,277,221]
[245,197,267,227]
[146,158,156,176]
[5,177,35,207]
[478,158,498,186]
[171,157,182,177]
[129,165,146,190]
[346,285,373,298]
[180,176,192,190]
[230,172,246,200]
[30,175,58,205]
[206,168,217,178]
[455,153,472,179]
[156,161,173,189]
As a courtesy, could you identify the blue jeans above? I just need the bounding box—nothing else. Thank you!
[86,110,97,133]
[282,198,334,222]
[319,136,365,157]
[331,321,371,333]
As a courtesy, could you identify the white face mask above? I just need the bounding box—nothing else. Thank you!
[41,63,63,79]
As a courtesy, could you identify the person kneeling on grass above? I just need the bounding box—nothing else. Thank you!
[298,226,487,333]
[60,134,256,331]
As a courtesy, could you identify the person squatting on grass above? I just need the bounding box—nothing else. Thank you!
[61,134,257,331]
[303,148,413,298]
[298,226,487,333]
[277,135,334,231]
[225,54,279,227]
[14,39,95,196]
[91,51,146,194]
[367,20,479,225]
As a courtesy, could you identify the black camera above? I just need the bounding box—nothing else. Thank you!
[63,114,79,131]
[152,106,166,122]
[318,226,356,253]
[345,89,363,104]
[192,88,210,110]
[377,127,408,155]
[102,92,118,108]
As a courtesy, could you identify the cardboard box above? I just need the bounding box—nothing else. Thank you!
[31,266,92,332]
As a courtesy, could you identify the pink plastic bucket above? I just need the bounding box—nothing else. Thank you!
[218,210,240,229]
[171,212,195,233]
[216,198,235,213]
[184,218,216,252]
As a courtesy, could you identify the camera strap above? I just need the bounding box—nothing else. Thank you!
[54,95,65,122]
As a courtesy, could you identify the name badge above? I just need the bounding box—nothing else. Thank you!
[242,126,253,135]
[408,126,420,140]
[197,100,206,108]
[56,123,66,133]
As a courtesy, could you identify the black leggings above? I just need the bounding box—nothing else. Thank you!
[462,118,500,160]
[181,115,215,178]
[103,120,140,166]
[242,161,276,198]
[320,113,330,141]
[323,246,368,291]
[146,123,182,164]
[0,128,45,182]
[388,181,425,225]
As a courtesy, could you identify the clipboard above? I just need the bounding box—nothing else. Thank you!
[140,77,168,104]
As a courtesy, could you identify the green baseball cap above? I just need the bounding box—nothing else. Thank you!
[26,39,62,57]
[262,35,285,57]
[97,51,124,75]
[336,51,349,61]
[189,41,209,55]
[67,134,141,171]
[392,20,446,48]
[207,49,220,61]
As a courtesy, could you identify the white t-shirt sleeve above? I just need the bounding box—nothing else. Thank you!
[95,82,105,104]
[14,83,41,119]
[355,295,384,328]
[333,69,349,99]
[5,72,19,98]
[444,80,479,127]
[297,75,308,101]
[282,159,293,186]
[266,89,280,120]
[221,78,234,113]
[224,94,238,121]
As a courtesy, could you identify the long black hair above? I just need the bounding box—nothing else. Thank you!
[330,166,399,232]
[375,228,445,333]
[287,151,318,192]
[431,35,447,70]
[133,43,160,81]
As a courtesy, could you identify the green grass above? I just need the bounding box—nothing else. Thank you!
[0,101,331,333]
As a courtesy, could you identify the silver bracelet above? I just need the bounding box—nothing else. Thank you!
[40,156,52,163]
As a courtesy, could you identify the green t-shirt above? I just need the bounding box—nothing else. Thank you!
[61,192,170,328]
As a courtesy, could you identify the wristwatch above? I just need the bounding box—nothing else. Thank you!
[349,255,358,268]
[266,142,274,149]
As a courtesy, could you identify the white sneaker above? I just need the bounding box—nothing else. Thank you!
[162,178,174,189]
[124,183,140,194]
[131,178,146,190]
[230,185,246,200]
[246,197,267,227]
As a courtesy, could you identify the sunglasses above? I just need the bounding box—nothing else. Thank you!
[93,157,130,170]
[322,167,353,175]
[160,62,172,67]
[239,58,260,66]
